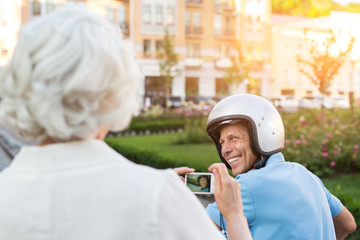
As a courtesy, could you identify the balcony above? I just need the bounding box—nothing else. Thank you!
[215,29,234,40]
[185,58,202,69]
[119,21,129,34]
[214,1,235,10]
[186,26,203,37]
[215,58,232,69]
[185,0,203,7]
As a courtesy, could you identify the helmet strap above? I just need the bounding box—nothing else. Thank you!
[254,155,268,169]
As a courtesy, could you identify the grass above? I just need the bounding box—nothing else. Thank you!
[106,133,360,202]
[322,174,360,201]
[106,133,219,171]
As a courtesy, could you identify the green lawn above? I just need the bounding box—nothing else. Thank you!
[323,174,360,201]
[106,133,220,171]
[106,133,360,202]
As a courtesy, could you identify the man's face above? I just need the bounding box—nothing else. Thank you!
[219,123,258,176]
[199,177,208,188]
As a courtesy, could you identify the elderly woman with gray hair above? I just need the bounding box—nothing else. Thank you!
[0,6,251,240]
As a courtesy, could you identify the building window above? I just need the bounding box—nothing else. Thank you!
[106,6,115,22]
[193,11,202,33]
[246,15,252,31]
[217,44,231,58]
[155,5,163,25]
[185,77,199,95]
[166,7,175,26]
[281,89,295,95]
[45,0,56,14]
[144,39,151,57]
[66,0,86,7]
[186,42,200,58]
[214,14,221,35]
[256,16,262,32]
[224,15,232,35]
[156,40,163,58]
[143,4,151,24]
[185,11,191,32]
[216,78,229,95]
[117,5,128,32]
[117,5,126,24]
[247,78,261,95]
[215,44,221,59]
[31,0,42,16]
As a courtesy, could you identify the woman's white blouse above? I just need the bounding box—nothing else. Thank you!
[0,139,224,240]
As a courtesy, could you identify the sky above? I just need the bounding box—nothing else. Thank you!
[332,0,360,5]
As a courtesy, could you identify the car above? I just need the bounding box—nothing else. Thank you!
[275,95,299,113]
[299,95,333,109]
[331,95,349,109]
[167,96,182,108]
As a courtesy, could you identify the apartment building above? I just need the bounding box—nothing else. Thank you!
[271,12,360,101]
[238,0,272,98]
[0,1,22,67]
[133,0,272,105]
[2,0,272,106]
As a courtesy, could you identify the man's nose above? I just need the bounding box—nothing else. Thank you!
[221,142,233,157]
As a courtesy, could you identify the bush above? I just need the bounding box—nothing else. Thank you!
[328,185,360,239]
[173,108,360,177]
[282,108,360,177]
[105,138,183,169]
[175,118,212,144]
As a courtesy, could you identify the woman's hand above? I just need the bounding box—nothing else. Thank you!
[173,167,195,182]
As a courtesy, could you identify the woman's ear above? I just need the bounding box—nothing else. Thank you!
[95,125,110,140]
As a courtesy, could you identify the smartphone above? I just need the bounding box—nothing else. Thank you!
[185,172,215,194]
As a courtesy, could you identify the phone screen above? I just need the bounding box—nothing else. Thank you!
[185,173,213,194]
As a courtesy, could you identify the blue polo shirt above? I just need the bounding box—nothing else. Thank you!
[206,153,343,240]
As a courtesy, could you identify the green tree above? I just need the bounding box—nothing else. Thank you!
[158,28,180,107]
[272,0,360,17]
[297,33,353,97]
[272,0,312,16]
[223,44,250,93]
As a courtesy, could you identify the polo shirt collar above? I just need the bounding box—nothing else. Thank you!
[265,152,285,166]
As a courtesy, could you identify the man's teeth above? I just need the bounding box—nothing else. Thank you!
[228,157,240,163]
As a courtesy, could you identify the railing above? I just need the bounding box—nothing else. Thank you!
[0,128,21,159]
[119,21,129,34]
[186,26,203,34]
[186,0,203,5]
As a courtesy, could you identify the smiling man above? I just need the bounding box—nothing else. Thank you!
[205,94,356,240]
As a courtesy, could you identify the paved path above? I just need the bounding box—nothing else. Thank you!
[0,145,11,171]
[0,125,28,171]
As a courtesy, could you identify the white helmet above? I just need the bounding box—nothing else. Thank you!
[207,94,285,169]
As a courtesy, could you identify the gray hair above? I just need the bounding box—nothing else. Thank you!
[0,7,143,142]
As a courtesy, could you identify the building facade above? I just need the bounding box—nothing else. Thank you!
[2,1,359,106]
[3,0,271,106]
[271,12,360,102]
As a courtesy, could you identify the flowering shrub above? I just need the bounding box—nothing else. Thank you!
[176,107,360,177]
[282,108,360,177]
[127,105,360,177]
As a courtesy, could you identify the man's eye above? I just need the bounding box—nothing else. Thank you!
[232,136,239,140]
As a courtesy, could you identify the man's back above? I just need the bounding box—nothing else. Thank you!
[207,153,343,239]
[238,153,342,239]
